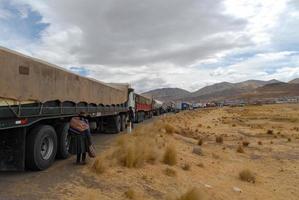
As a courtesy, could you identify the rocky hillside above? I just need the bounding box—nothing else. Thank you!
[142,79,299,102]
[142,88,191,101]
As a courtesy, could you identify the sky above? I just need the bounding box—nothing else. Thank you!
[1,0,299,92]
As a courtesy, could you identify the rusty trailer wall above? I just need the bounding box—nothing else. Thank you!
[0,47,128,105]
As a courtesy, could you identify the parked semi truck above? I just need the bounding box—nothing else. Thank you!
[0,47,135,171]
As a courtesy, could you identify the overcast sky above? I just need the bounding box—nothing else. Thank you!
[1,0,299,92]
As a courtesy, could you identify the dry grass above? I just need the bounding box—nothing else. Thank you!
[216,136,223,144]
[239,169,256,183]
[92,157,106,174]
[163,145,177,166]
[182,163,191,171]
[267,130,274,135]
[175,188,204,200]
[112,132,160,168]
[197,163,204,168]
[164,168,177,177]
[197,138,203,146]
[237,145,245,153]
[124,188,137,199]
[242,141,250,147]
[164,123,176,134]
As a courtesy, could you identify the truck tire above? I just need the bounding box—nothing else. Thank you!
[55,123,70,159]
[120,114,126,131]
[113,115,121,133]
[26,125,57,170]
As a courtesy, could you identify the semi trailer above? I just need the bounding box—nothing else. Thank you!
[0,47,134,171]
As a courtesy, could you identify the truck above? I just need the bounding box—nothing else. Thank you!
[0,47,135,171]
[132,93,153,123]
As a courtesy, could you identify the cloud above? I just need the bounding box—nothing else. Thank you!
[1,0,298,92]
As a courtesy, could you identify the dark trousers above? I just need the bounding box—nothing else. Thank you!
[76,153,86,163]
[83,128,92,146]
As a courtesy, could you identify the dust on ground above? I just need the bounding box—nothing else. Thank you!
[57,104,299,200]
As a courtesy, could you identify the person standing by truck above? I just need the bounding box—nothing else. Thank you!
[128,106,135,129]
[68,112,92,165]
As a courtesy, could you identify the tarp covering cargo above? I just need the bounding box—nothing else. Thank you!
[0,47,128,105]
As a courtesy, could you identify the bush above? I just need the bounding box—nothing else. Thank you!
[164,168,177,177]
[175,188,203,200]
[216,136,223,144]
[239,169,256,183]
[236,145,245,153]
[258,141,263,145]
[288,138,292,142]
[163,146,177,166]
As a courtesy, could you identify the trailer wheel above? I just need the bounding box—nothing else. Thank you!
[55,123,70,159]
[113,115,121,133]
[120,114,126,131]
[26,125,57,170]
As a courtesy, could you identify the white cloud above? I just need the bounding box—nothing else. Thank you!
[1,0,299,92]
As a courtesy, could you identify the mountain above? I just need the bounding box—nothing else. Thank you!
[142,79,298,102]
[289,78,299,84]
[191,79,281,98]
[141,88,191,101]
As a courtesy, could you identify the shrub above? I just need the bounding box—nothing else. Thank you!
[163,146,177,166]
[232,124,236,127]
[92,157,106,174]
[239,169,256,183]
[242,141,250,147]
[175,188,203,200]
[216,136,223,144]
[258,141,263,145]
[207,126,211,129]
[237,145,245,153]
[288,138,292,142]
[182,163,191,171]
[164,168,177,177]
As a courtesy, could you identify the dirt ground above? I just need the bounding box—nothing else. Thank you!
[58,104,299,200]
[1,104,299,200]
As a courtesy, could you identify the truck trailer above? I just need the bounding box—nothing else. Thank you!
[0,47,133,171]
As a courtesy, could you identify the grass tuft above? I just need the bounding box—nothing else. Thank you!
[242,141,250,147]
[175,188,204,200]
[236,145,245,153]
[239,169,256,183]
[164,168,177,177]
[92,157,106,174]
[163,145,177,166]
[216,136,223,144]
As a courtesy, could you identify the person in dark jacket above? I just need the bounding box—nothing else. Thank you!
[68,112,92,165]
[128,106,135,129]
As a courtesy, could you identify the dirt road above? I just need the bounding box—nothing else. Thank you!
[0,132,118,200]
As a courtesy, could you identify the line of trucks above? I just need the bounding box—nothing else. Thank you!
[0,47,165,171]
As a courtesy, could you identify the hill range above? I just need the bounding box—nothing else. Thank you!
[142,79,299,102]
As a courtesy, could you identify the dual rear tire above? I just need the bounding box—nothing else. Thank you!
[26,123,70,171]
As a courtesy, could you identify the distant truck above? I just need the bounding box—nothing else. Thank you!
[175,102,192,111]
[0,47,138,171]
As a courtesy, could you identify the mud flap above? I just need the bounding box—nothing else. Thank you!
[0,128,26,171]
